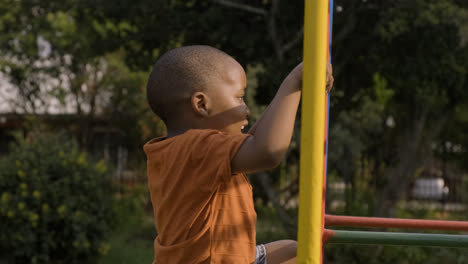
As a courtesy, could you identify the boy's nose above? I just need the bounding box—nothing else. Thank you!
[245,105,250,117]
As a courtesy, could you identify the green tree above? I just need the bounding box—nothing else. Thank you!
[0,133,114,263]
[0,0,154,150]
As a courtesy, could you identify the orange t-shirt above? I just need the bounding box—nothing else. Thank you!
[144,129,257,264]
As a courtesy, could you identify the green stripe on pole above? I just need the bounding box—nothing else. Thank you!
[327,229,468,248]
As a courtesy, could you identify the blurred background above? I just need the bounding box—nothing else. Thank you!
[1,0,468,263]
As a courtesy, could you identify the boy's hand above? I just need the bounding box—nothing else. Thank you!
[326,63,334,93]
[284,62,333,92]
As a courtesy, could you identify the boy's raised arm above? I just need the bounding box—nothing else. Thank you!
[231,63,303,173]
[246,63,333,137]
[232,63,333,174]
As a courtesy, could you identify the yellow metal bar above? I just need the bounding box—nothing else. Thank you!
[297,0,329,263]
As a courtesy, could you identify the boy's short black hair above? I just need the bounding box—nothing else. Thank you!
[146,45,232,123]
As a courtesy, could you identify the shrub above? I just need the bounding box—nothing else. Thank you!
[0,133,115,264]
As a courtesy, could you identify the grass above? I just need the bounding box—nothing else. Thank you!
[98,192,155,264]
[98,231,153,264]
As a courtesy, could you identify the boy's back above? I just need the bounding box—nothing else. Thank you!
[144,129,256,263]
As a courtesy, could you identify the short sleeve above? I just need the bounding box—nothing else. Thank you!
[189,129,250,185]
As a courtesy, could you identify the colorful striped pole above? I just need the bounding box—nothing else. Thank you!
[321,0,333,262]
[325,214,468,231]
[324,229,468,248]
[298,0,329,263]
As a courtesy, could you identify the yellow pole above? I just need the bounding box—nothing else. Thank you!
[297,0,329,263]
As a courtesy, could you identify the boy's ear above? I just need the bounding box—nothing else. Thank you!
[191,92,210,117]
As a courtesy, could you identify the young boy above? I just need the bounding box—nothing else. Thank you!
[144,45,333,264]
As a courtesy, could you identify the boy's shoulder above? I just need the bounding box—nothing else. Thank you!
[143,129,245,155]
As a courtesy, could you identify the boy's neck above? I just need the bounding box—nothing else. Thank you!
[166,128,188,138]
[165,118,192,138]
[165,118,209,138]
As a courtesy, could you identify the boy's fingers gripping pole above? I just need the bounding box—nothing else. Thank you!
[297,0,329,264]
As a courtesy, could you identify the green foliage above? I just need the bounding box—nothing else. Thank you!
[373,73,393,107]
[0,133,115,264]
[255,203,289,244]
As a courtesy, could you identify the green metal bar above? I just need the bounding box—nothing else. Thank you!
[327,229,468,248]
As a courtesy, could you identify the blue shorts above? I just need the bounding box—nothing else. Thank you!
[254,244,267,264]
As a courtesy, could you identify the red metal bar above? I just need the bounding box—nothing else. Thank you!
[325,214,468,231]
